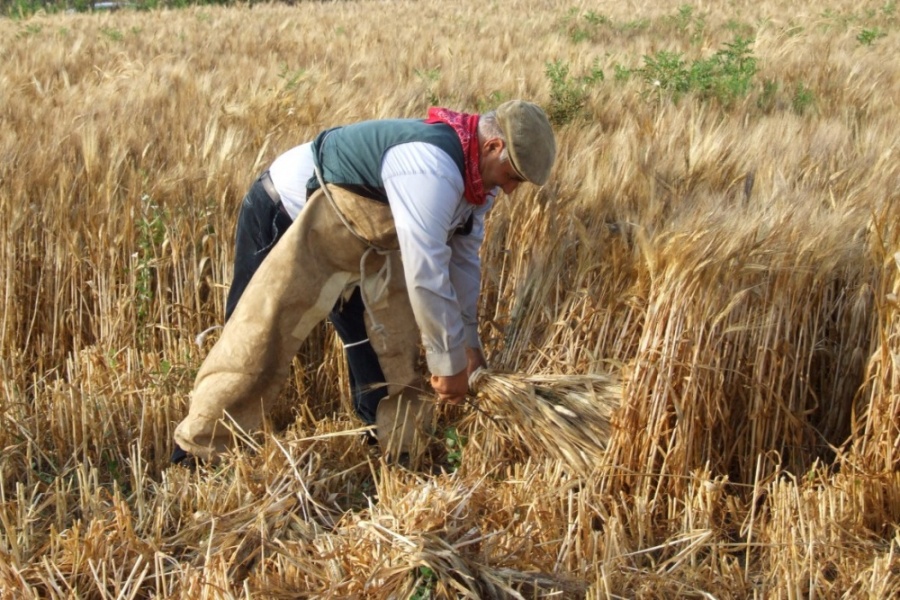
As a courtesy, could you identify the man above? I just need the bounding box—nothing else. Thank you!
[172,100,556,464]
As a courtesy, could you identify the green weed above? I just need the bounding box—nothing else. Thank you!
[411,566,437,600]
[476,90,511,113]
[641,50,691,99]
[17,23,42,37]
[545,58,604,125]
[675,4,706,43]
[691,36,757,104]
[639,36,757,107]
[135,194,167,335]
[613,63,633,82]
[622,17,650,32]
[101,27,124,42]
[415,67,442,107]
[792,82,816,115]
[564,8,611,43]
[857,27,887,45]
[444,426,466,472]
[725,18,754,36]
[278,63,307,92]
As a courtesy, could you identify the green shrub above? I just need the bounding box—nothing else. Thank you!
[639,36,757,107]
[545,59,604,125]
[135,194,167,334]
[613,63,633,82]
[691,36,757,104]
[671,4,706,44]
[561,7,611,43]
[640,50,691,98]
[792,82,816,115]
[444,426,466,472]
[857,27,887,45]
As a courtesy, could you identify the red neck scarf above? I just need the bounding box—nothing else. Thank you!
[424,107,486,205]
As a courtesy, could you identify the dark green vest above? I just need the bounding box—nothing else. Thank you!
[307,119,465,202]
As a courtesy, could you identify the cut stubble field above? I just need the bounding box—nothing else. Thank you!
[1,0,899,597]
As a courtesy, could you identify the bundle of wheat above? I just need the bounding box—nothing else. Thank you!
[466,369,622,474]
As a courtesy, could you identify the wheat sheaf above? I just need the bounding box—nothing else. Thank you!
[466,369,622,473]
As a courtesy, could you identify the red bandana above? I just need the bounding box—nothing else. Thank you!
[424,107,486,205]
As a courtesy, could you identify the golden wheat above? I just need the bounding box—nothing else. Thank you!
[2,0,900,597]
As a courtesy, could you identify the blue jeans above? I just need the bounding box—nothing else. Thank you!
[225,174,386,424]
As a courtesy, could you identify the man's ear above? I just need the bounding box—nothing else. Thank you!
[483,137,504,156]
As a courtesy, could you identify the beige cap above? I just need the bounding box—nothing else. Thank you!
[496,100,557,186]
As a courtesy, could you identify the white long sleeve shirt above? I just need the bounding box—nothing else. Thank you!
[268,142,494,376]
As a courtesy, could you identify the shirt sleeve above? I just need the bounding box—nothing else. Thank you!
[267,142,315,220]
[448,197,493,351]
[382,143,472,376]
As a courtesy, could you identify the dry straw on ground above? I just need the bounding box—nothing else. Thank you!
[2,0,900,597]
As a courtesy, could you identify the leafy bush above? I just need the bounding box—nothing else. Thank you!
[560,7,611,43]
[669,4,706,44]
[792,82,816,115]
[545,59,604,125]
[613,63,633,82]
[691,37,758,103]
[639,36,757,107]
[640,50,691,97]
[856,27,887,45]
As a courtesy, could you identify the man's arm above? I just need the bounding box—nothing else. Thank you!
[448,199,492,376]
[382,143,470,382]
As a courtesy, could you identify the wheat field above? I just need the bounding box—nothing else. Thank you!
[1,0,899,597]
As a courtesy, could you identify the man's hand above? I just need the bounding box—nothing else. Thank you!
[431,370,469,405]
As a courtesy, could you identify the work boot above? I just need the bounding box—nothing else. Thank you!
[170,443,201,470]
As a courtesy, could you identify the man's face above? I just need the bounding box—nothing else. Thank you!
[479,138,526,195]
